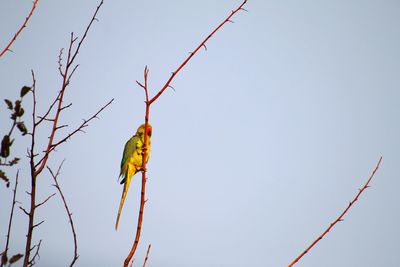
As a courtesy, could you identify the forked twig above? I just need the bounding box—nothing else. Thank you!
[0,0,39,58]
[123,1,248,265]
[288,156,383,267]
[149,0,248,105]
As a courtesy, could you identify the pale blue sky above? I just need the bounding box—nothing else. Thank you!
[1,1,399,266]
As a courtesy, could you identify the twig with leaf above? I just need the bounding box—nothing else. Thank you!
[0,86,30,187]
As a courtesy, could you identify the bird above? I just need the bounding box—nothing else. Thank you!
[115,123,152,230]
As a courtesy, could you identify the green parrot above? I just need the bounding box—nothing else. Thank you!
[115,123,152,230]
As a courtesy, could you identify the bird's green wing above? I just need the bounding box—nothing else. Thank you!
[119,135,138,180]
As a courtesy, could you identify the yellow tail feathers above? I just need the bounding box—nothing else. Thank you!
[115,173,133,230]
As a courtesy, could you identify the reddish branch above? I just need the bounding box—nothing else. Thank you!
[123,1,247,265]
[48,162,78,267]
[149,0,248,105]
[0,172,20,267]
[124,68,150,267]
[22,1,109,266]
[288,157,383,267]
[0,0,39,58]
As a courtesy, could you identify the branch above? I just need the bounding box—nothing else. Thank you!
[124,70,150,267]
[46,98,114,154]
[19,206,29,216]
[0,0,39,58]
[142,244,151,267]
[124,1,247,265]
[24,2,105,265]
[148,0,248,105]
[47,162,79,267]
[67,0,104,67]
[287,156,383,267]
[33,0,104,177]
[1,172,20,267]
[22,71,38,267]
[35,90,62,126]
[35,193,56,209]
[27,239,41,267]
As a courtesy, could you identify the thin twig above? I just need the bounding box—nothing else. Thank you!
[48,162,79,267]
[35,193,56,208]
[1,171,20,267]
[288,156,383,267]
[48,98,114,152]
[19,206,29,216]
[28,239,41,267]
[23,71,39,267]
[148,0,248,105]
[142,244,151,267]
[67,0,103,67]
[0,0,39,58]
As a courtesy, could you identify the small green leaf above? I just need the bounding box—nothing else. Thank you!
[20,86,31,97]
[17,122,27,135]
[4,99,13,110]
[1,135,11,158]
[9,253,23,264]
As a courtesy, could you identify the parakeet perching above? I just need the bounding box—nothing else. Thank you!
[115,123,152,230]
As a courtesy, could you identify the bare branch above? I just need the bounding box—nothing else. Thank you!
[34,1,104,177]
[47,98,114,153]
[0,0,39,58]
[124,69,150,267]
[47,162,79,267]
[67,0,104,67]
[1,172,20,267]
[148,0,248,105]
[55,124,69,131]
[19,206,29,216]
[66,65,80,84]
[23,2,106,265]
[28,240,42,267]
[60,103,73,111]
[32,220,44,229]
[124,1,247,265]
[35,91,61,126]
[142,244,151,267]
[58,49,64,76]
[288,157,383,267]
[35,193,56,209]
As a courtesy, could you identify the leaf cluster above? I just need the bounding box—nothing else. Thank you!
[1,252,23,266]
[0,86,30,187]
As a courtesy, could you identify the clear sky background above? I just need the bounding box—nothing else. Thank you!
[1,1,399,266]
